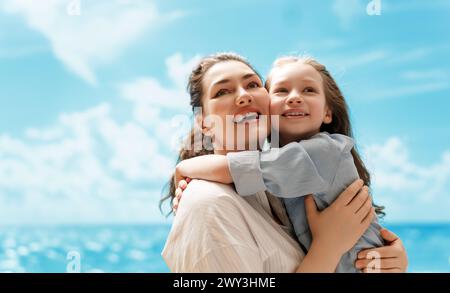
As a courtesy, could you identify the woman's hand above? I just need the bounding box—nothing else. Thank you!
[296,179,375,272]
[356,228,408,273]
[173,177,191,214]
[306,179,375,257]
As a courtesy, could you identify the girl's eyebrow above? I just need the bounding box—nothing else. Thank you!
[271,79,288,87]
[301,77,321,84]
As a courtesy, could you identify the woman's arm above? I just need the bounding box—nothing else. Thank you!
[296,179,375,272]
[356,228,408,273]
[173,179,409,273]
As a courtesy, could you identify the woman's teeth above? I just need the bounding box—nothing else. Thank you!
[233,112,259,123]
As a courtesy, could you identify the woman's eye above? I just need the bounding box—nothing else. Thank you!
[247,81,260,89]
[303,87,316,93]
[214,89,229,98]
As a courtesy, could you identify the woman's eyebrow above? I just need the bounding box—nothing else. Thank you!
[211,78,230,87]
[241,73,257,80]
[211,73,257,87]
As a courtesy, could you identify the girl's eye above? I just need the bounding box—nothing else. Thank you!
[214,89,230,98]
[247,81,260,89]
[303,87,316,93]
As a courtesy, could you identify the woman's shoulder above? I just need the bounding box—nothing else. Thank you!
[177,179,242,212]
[183,179,237,197]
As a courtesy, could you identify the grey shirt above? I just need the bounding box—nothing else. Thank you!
[227,132,384,273]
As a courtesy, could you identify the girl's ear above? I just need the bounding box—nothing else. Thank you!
[323,107,332,124]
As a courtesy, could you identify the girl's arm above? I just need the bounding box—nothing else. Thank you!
[175,154,232,185]
[176,133,352,198]
[228,133,353,197]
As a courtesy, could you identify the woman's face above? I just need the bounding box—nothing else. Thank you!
[201,61,270,153]
[268,62,332,144]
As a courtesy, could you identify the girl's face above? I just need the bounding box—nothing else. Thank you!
[268,62,332,144]
[201,61,270,153]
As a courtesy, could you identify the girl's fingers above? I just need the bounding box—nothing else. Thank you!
[178,180,187,190]
[173,197,179,213]
[175,188,182,197]
[185,177,191,183]
[334,179,364,207]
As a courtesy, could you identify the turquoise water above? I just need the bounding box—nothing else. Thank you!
[1,224,449,273]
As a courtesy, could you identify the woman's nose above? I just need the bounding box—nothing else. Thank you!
[235,88,253,106]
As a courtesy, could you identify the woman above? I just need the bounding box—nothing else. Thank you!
[161,53,408,272]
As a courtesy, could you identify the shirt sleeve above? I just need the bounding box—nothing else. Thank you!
[227,133,355,198]
[227,151,266,196]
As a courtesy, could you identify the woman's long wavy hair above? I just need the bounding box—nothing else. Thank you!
[159,52,261,216]
[266,56,385,216]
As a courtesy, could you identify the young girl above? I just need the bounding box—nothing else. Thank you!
[174,56,384,273]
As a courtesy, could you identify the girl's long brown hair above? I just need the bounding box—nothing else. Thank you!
[159,53,261,216]
[266,56,385,216]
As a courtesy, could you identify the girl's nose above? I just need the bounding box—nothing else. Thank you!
[286,92,303,104]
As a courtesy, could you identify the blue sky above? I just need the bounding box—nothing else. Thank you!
[0,0,449,225]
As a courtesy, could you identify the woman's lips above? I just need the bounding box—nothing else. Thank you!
[233,111,260,124]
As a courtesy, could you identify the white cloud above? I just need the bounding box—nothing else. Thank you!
[383,0,450,13]
[1,0,182,84]
[166,53,201,89]
[120,78,188,110]
[0,53,197,225]
[340,50,388,69]
[332,0,364,29]
[365,81,449,100]
[364,137,450,222]
[401,69,449,81]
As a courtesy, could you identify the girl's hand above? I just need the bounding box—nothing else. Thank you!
[173,177,191,214]
[356,228,408,273]
[305,179,375,257]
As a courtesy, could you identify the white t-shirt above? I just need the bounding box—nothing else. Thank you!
[161,179,304,272]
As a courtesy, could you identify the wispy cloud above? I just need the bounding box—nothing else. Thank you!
[366,81,449,100]
[0,53,198,225]
[0,45,48,59]
[332,0,365,29]
[364,137,450,222]
[1,0,183,84]
[401,69,449,81]
[383,0,450,13]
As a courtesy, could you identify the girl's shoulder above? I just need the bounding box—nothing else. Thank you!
[309,132,355,153]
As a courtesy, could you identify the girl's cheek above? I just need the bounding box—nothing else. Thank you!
[270,100,281,115]
[269,99,283,115]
